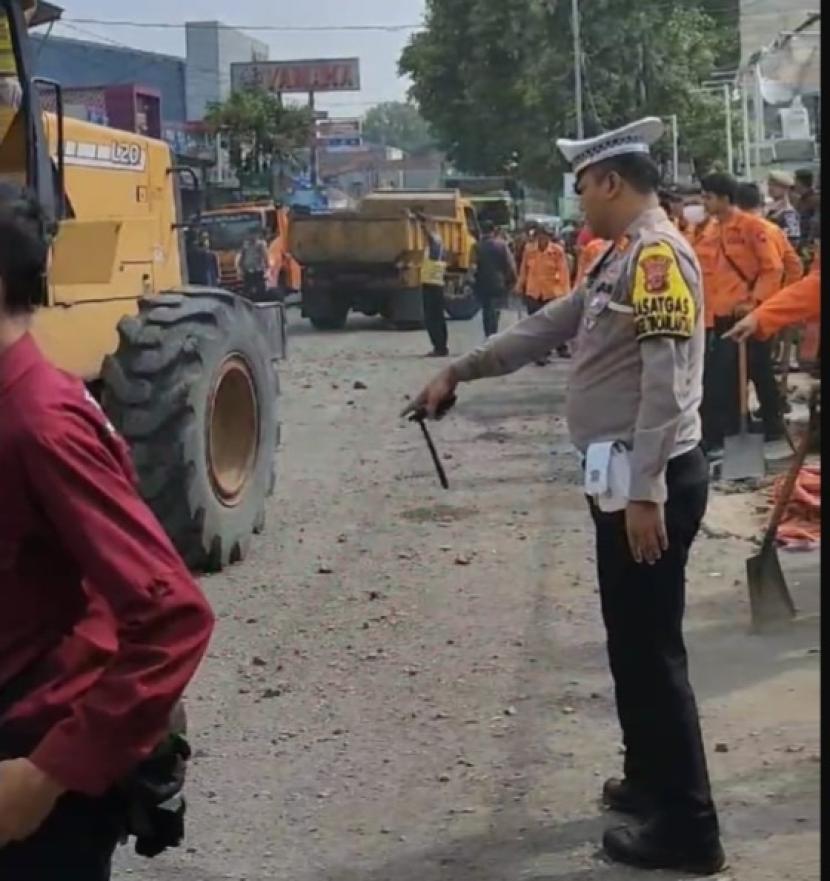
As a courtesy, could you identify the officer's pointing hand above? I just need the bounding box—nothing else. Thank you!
[401,367,459,420]
[625,501,668,565]
[0,758,66,846]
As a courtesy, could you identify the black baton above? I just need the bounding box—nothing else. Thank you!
[408,395,456,490]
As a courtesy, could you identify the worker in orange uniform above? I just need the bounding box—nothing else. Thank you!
[574,234,610,287]
[517,224,572,361]
[659,189,691,237]
[699,173,785,453]
[688,213,719,330]
[725,224,820,345]
[735,181,805,379]
[736,183,803,287]
[686,208,720,445]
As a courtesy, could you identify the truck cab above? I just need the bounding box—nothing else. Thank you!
[199,201,301,299]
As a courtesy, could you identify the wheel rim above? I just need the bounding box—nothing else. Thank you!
[207,355,259,507]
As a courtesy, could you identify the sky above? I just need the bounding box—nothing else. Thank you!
[49,0,427,116]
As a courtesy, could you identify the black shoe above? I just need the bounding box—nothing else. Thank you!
[424,349,449,358]
[603,820,727,875]
[556,345,571,359]
[601,778,656,816]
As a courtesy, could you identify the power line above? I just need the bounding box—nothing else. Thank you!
[61,3,793,32]
[66,18,423,33]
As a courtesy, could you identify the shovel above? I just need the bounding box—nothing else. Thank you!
[745,394,817,631]
[722,340,765,481]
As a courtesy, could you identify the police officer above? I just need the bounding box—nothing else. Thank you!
[404,118,725,875]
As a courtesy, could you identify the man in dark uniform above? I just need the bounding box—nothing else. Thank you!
[0,187,215,879]
[472,219,517,338]
[766,170,801,248]
[404,118,725,875]
[793,169,819,258]
[187,231,220,287]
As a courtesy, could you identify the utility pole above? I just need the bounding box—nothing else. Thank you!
[740,77,752,180]
[723,83,734,175]
[572,0,584,138]
[669,114,679,183]
[308,90,319,187]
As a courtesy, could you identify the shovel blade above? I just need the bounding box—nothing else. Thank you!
[746,545,797,631]
[722,432,765,481]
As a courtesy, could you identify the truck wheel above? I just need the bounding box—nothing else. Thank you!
[308,300,349,330]
[444,280,481,321]
[102,292,280,572]
[309,313,348,330]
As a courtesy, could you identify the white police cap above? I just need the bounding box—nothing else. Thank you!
[557,117,665,176]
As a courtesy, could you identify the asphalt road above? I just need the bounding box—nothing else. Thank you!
[117,308,819,881]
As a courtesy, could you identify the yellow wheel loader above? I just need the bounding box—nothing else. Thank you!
[0,1,285,570]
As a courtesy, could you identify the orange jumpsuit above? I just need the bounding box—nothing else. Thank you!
[710,209,783,318]
[518,241,571,301]
[688,218,719,329]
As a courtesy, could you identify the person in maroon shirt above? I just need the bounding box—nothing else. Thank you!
[0,190,215,877]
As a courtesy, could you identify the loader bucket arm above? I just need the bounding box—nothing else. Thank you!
[29,2,63,28]
[0,0,58,218]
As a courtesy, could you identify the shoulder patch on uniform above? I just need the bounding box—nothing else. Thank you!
[631,242,696,341]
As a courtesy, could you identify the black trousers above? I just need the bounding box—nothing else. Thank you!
[0,792,121,880]
[701,318,783,448]
[476,290,503,337]
[242,270,266,301]
[422,284,448,353]
[588,447,719,841]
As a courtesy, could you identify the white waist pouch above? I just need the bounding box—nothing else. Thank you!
[584,441,631,513]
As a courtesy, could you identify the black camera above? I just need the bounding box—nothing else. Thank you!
[120,732,190,858]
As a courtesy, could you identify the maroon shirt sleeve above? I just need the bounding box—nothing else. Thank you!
[21,404,214,796]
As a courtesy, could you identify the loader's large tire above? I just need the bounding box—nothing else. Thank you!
[102,292,280,572]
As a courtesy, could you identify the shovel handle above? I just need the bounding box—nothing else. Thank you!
[761,406,815,547]
[738,340,749,433]
[778,331,794,396]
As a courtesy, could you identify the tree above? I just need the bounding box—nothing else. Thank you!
[362,101,436,154]
[400,0,740,187]
[205,89,313,179]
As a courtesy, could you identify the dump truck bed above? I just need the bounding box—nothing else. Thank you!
[289,212,418,266]
[289,210,470,270]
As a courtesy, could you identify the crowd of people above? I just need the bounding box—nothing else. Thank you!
[408,117,821,876]
[423,166,820,460]
[678,168,818,456]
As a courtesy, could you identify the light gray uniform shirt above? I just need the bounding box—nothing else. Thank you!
[451,207,704,504]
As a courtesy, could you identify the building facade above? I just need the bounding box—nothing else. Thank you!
[31,34,186,123]
[185,21,269,121]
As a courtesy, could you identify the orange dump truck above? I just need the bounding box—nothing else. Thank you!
[200,201,302,298]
